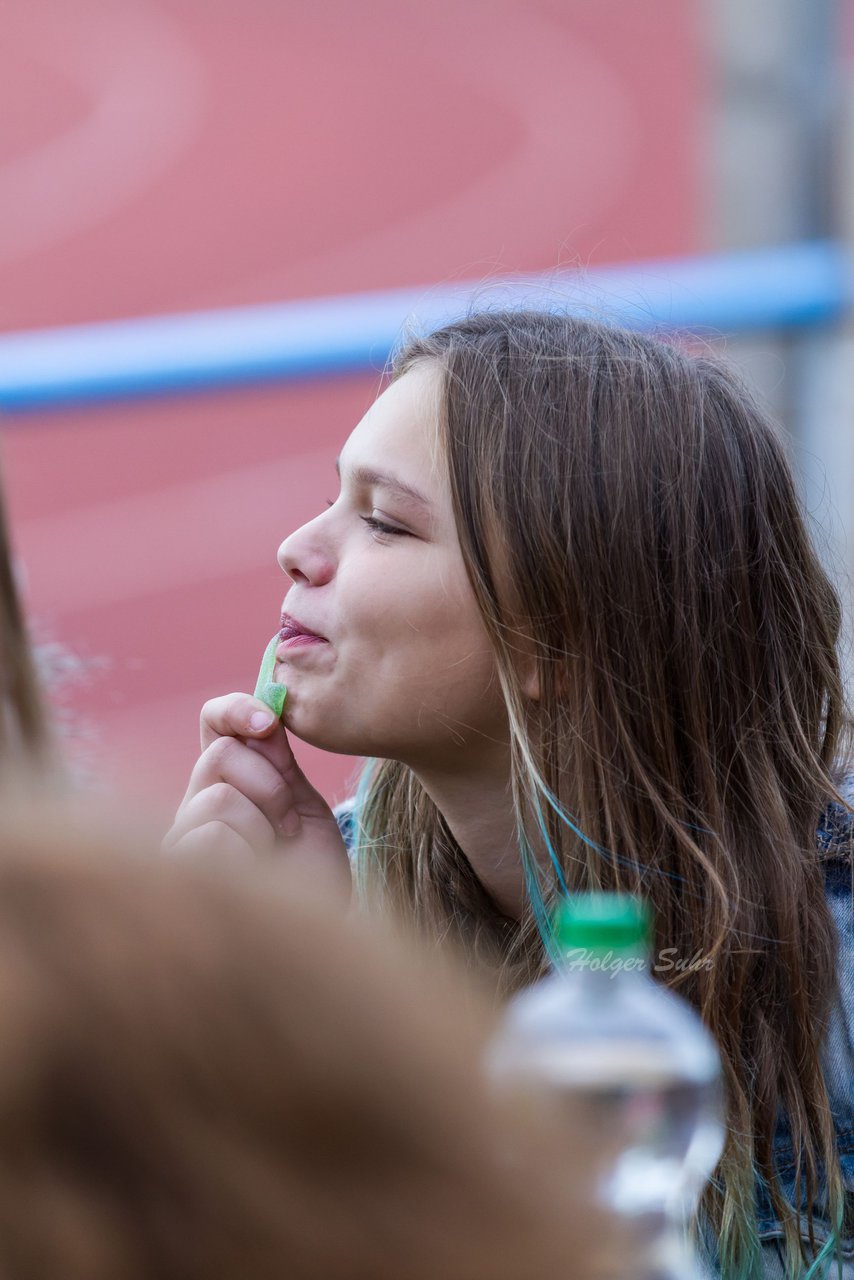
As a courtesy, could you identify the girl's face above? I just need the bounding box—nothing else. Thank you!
[276,363,508,765]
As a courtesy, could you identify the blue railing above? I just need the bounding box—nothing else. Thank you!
[0,241,848,413]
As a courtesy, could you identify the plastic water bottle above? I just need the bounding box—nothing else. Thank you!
[488,893,724,1280]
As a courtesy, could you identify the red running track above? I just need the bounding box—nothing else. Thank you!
[0,0,701,818]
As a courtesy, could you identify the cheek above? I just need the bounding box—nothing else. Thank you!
[394,596,500,713]
[434,637,501,705]
[330,549,500,700]
[339,556,470,653]
[282,604,504,754]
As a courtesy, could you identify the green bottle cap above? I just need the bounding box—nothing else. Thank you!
[552,892,651,956]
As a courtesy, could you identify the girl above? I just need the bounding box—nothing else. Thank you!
[167,311,854,1279]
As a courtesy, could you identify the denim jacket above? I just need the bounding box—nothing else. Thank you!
[753,790,854,1275]
[335,795,854,1273]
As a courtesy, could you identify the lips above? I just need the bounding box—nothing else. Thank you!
[279,612,326,642]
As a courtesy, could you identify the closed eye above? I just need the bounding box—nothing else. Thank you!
[360,515,409,538]
[325,499,409,539]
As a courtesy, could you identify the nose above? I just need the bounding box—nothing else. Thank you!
[278,515,335,586]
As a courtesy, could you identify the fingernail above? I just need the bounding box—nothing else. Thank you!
[249,711,274,731]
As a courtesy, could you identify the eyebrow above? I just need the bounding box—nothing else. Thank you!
[334,458,432,511]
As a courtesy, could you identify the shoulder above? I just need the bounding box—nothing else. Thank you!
[817,777,853,1082]
[817,774,854,868]
[816,778,853,940]
[812,780,854,1210]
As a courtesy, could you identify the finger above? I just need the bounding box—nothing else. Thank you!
[166,819,260,864]
[200,692,284,751]
[198,694,331,823]
[245,728,334,823]
[167,784,277,856]
[180,737,294,830]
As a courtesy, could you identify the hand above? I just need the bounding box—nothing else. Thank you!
[164,693,351,898]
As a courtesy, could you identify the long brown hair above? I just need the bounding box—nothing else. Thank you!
[0,465,50,767]
[0,802,619,1280]
[355,311,852,1276]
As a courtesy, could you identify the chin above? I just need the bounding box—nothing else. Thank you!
[283,711,365,757]
[283,692,407,759]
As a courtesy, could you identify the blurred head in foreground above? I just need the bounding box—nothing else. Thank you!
[0,807,617,1280]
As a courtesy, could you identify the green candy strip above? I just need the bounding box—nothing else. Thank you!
[253,633,288,719]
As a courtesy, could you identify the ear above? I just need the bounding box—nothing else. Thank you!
[520,659,569,702]
[520,662,542,702]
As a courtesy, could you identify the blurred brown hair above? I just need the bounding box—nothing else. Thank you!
[0,466,50,767]
[0,803,617,1280]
